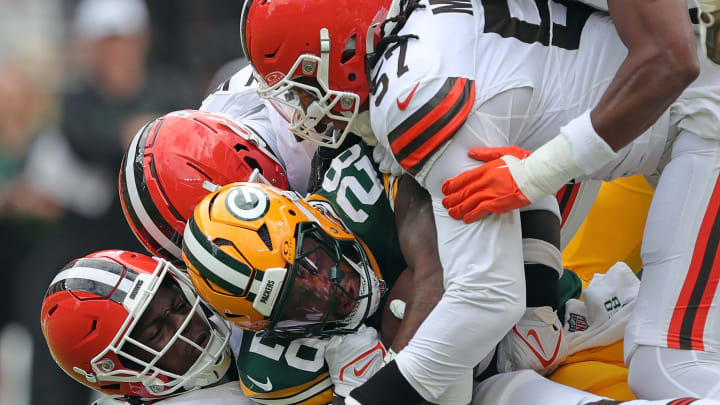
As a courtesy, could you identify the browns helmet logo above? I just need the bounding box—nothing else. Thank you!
[264,71,285,86]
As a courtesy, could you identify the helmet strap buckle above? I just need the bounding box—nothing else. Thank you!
[73,366,98,383]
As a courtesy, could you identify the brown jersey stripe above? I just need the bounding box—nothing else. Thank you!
[404,82,475,174]
[388,78,458,150]
[556,182,580,227]
[388,78,474,174]
[668,174,720,350]
[388,78,474,167]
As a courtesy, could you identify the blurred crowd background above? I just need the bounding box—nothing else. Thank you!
[0,0,248,403]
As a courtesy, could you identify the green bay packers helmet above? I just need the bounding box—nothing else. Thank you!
[182,182,385,338]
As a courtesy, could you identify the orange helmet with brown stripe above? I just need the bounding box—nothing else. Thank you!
[182,182,385,338]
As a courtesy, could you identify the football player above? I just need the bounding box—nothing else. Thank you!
[40,249,252,404]
[198,65,319,194]
[180,127,580,402]
[242,0,720,402]
[118,110,344,404]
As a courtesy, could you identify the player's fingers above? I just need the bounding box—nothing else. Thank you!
[442,178,488,208]
[389,299,406,320]
[468,148,506,161]
[441,166,487,195]
[469,146,531,161]
[448,192,487,219]
[462,203,492,223]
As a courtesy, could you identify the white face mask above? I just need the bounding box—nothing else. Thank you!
[90,260,232,397]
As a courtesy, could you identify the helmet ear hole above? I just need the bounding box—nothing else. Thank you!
[234,143,249,152]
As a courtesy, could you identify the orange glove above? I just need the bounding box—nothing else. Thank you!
[441,146,532,223]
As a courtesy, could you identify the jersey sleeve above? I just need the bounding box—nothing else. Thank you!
[372,76,476,176]
[368,1,479,175]
[382,173,402,212]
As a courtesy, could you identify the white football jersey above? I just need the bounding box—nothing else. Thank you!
[573,0,698,13]
[368,0,668,181]
[154,381,253,405]
[200,65,317,194]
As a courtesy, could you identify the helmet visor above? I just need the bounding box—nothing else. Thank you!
[269,222,371,337]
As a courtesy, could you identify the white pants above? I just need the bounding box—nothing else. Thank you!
[629,345,720,400]
[395,89,533,402]
[625,48,720,399]
[473,370,720,405]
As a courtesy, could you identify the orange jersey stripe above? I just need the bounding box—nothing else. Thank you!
[668,174,720,350]
[399,84,476,170]
[390,78,469,153]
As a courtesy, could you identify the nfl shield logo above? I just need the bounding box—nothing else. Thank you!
[567,313,588,332]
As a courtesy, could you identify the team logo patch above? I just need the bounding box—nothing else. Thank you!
[226,186,269,221]
[567,313,588,333]
[264,71,285,87]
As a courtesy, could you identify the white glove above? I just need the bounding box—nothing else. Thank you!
[698,0,720,66]
[496,306,568,376]
[325,325,387,397]
[372,143,405,176]
[563,262,639,355]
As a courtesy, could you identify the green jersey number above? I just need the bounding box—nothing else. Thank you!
[321,144,384,223]
[249,334,326,373]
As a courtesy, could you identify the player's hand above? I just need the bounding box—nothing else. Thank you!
[325,325,387,397]
[441,146,532,223]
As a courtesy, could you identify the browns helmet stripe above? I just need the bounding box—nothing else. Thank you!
[183,217,261,297]
[388,77,475,175]
[45,259,139,304]
[239,0,255,60]
[668,175,720,350]
[122,121,184,260]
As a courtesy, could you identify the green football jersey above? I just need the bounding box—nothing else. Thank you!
[235,331,333,405]
[310,142,407,288]
[233,142,407,404]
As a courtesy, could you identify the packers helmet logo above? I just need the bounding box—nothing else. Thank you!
[226,186,269,221]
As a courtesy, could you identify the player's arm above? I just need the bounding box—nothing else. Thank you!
[442,1,699,223]
[593,0,699,149]
[388,174,444,353]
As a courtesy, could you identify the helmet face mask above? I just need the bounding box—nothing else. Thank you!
[92,260,231,396]
[256,54,360,148]
[265,221,378,338]
[243,0,394,148]
[41,251,232,402]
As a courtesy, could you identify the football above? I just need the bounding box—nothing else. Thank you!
[380,267,414,346]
